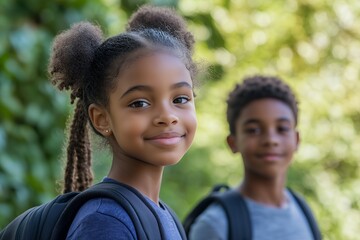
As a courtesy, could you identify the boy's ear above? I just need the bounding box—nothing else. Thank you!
[88,103,112,137]
[226,135,238,153]
[295,130,300,150]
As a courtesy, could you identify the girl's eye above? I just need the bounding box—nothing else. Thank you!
[129,100,150,108]
[173,96,190,104]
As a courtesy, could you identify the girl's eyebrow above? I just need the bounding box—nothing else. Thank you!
[121,85,151,99]
[121,81,192,99]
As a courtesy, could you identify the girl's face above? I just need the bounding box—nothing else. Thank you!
[106,52,197,167]
[227,98,299,179]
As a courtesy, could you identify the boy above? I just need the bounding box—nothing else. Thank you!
[187,75,321,240]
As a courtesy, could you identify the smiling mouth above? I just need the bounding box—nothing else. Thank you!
[145,132,185,146]
[258,154,282,162]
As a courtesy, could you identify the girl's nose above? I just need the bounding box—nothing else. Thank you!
[153,105,179,126]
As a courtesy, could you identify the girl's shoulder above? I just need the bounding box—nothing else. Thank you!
[66,197,136,239]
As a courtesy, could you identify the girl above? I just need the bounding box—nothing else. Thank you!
[48,5,197,239]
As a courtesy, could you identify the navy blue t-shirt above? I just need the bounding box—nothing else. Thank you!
[66,178,182,240]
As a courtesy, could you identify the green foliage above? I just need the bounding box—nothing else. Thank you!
[1,0,359,239]
[162,1,360,239]
[0,0,121,228]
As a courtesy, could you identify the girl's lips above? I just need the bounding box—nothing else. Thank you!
[145,132,185,146]
[146,132,183,139]
[148,136,183,145]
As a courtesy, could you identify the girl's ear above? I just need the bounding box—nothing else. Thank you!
[226,135,238,153]
[88,103,112,137]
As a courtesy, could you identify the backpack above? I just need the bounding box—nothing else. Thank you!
[0,181,186,240]
[183,184,321,240]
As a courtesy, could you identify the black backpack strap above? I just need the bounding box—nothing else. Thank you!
[216,189,252,240]
[288,189,322,240]
[183,184,252,240]
[183,184,230,235]
[51,181,164,240]
[0,207,34,240]
[161,201,187,239]
[183,192,219,236]
[0,193,79,240]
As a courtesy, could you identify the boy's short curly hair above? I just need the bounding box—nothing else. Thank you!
[226,75,298,135]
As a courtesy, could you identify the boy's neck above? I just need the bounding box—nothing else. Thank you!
[238,174,287,207]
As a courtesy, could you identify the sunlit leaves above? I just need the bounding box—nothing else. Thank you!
[1,0,359,239]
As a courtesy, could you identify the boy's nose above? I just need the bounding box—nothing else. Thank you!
[262,131,280,146]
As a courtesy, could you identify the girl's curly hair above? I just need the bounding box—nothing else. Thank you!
[48,5,197,193]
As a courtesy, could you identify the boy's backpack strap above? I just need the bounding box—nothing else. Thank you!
[183,184,252,240]
[215,187,252,240]
[183,190,220,236]
[183,184,232,236]
[288,188,322,240]
[51,181,164,240]
[161,201,187,239]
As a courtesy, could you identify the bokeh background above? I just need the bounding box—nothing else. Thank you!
[1,0,360,239]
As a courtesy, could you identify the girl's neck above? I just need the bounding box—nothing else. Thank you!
[108,156,164,205]
[238,173,287,207]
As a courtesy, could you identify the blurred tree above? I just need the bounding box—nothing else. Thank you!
[0,0,130,228]
[0,0,359,239]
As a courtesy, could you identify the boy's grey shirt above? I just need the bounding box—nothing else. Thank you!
[189,189,314,240]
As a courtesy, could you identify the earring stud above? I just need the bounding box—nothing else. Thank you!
[105,129,110,133]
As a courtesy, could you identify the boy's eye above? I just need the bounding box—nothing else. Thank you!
[278,126,290,133]
[129,100,150,108]
[173,96,190,104]
[245,127,261,135]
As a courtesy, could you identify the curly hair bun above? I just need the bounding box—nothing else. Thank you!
[48,22,103,103]
[127,5,195,53]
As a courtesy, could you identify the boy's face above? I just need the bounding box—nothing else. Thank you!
[227,98,299,179]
